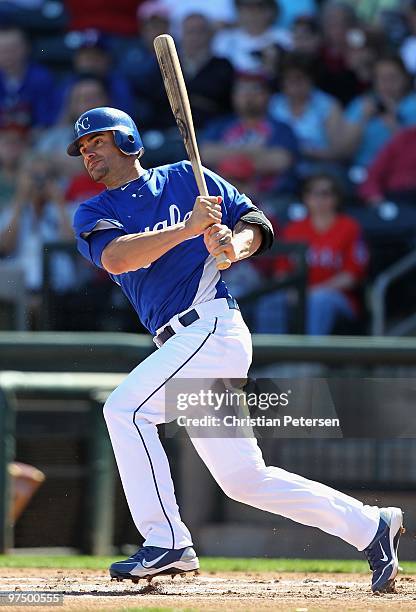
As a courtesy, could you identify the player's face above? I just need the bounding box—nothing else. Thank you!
[78,131,124,183]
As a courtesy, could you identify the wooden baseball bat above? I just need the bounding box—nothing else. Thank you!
[153,34,231,270]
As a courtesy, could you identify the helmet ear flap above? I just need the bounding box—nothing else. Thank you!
[113,129,136,155]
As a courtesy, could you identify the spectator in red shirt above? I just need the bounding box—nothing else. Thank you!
[66,0,143,37]
[359,126,416,206]
[254,173,369,334]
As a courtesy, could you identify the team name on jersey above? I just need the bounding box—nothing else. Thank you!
[142,204,192,233]
[138,204,193,269]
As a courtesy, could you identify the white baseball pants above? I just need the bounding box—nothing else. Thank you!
[103,298,380,551]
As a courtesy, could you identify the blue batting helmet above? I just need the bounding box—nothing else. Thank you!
[67,107,144,157]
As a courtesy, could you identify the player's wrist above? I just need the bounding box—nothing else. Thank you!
[182,219,199,239]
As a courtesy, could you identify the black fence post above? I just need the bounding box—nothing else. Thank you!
[0,387,16,552]
[83,391,116,555]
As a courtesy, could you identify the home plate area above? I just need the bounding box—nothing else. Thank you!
[1,568,416,611]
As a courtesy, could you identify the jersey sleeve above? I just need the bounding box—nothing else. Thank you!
[73,203,127,269]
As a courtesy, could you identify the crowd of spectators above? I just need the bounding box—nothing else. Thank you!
[1,0,416,335]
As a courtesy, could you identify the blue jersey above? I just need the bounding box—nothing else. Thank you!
[73,161,255,335]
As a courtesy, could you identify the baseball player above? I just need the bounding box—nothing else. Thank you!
[70,107,403,593]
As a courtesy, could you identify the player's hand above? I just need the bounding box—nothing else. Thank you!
[204,223,237,263]
[185,196,222,236]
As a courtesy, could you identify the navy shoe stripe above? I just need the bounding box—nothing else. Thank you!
[133,318,218,549]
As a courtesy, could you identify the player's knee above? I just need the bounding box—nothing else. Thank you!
[103,389,124,424]
[218,467,264,503]
[103,386,152,427]
[220,480,245,502]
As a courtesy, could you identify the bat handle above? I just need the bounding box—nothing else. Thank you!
[216,251,231,270]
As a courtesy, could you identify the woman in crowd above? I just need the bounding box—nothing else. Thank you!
[343,54,416,169]
[0,155,75,327]
[254,173,368,335]
[269,53,346,176]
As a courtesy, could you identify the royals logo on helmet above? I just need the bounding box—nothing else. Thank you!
[75,116,90,134]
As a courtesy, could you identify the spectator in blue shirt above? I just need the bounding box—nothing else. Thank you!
[277,0,317,28]
[0,26,58,129]
[55,29,134,121]
[343,54,416,168]
[269,53,346,176]
[118,1,173,130]
[201,72,299,196]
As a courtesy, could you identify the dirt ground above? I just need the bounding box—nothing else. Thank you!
[1,568,416,611]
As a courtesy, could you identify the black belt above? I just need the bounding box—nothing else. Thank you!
[155,297,239,347]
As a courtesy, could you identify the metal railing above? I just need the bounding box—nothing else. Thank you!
[371,249,416,336]
[239,242,307,334]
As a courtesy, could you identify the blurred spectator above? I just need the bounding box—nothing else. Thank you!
[292,17,381,105]
[343,0,403,24]
[0,125,29,212]
[212,0,292,73]
[56,29,134,119]
[0,155,75,326]
[343,28,385,96]
[66,0,142,36]
[292,15,322,56]
[122,6,235,131]
[36,74,110,181]
[400,0,416,75]
[319,1,358,105]
[0,1,45,26]
[254,173,369,334]
[120,1,173,130]
[163,0,237,35]
[276,0,317,28]
[359,126,416,205]
[0,26,57,129]
[269,54,346,176]
[1,0,43,7]
[179,13,234,129]
[201,73,299,199]
[343,1,407,48]
[343,54,416,169]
